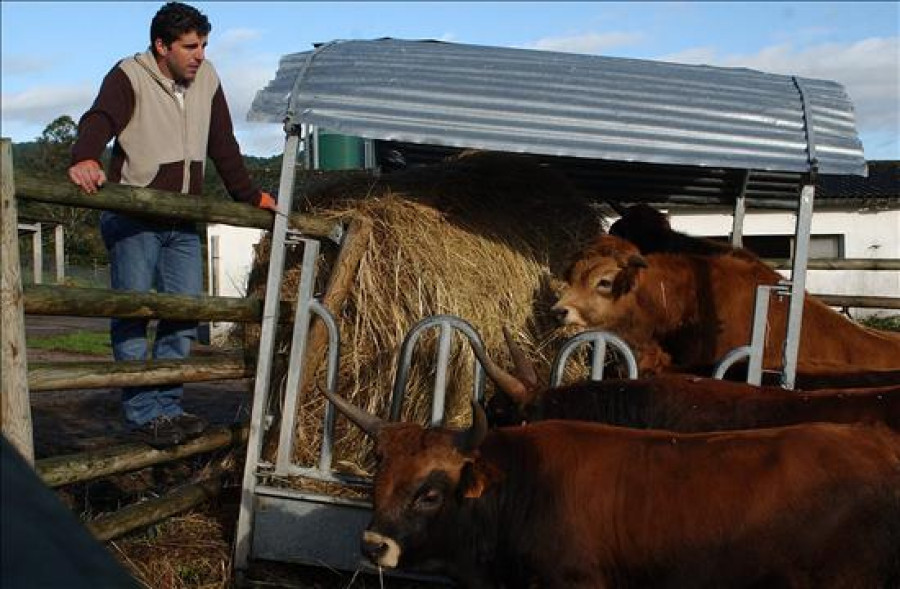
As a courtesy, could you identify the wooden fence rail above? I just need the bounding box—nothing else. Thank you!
[3,156,341,449]
[37,424,249,487]
[14,174,341,240]
[23,283,297,323]
[813,294,900,310]
[28,355,251,392]
[88,476,224,542]
[765,258,900,271]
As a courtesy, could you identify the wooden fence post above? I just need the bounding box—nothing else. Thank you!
[32,222,43,284]
[54,224,65,284]
[1,137,34,463]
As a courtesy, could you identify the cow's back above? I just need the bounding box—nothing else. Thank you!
[639,252,900,372]
[526,376,900,432]
[484,421,900,587]
[639,253,778,367]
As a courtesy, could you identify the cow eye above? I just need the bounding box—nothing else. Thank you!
[414,487,443,509]
[596,278,613,291]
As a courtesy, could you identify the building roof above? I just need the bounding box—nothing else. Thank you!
[249,38,867,179]
[818,161,899,205]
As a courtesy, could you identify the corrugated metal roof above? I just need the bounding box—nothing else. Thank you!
[248,38,866,176]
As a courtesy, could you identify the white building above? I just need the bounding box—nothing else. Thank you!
[206,225,265,343]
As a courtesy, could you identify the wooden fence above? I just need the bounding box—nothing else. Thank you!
[0,137,349,540]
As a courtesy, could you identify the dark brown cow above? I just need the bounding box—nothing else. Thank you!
[323,389,900,588]
[485,373,900,431]
[478,331,900,430]
[609,203,758,260]
[552,234,900,376]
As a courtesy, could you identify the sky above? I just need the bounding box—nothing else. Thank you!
[2,1,898,161]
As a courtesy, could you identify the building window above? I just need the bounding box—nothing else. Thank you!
[709,234,844,259]
[805,234,844,259]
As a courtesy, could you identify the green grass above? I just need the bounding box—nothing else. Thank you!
[27,331,111,356]
[859,314,900,332]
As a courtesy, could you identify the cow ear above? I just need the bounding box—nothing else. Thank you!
[612,256,646,297]
[458,460,502,500]
[627,254,648,268]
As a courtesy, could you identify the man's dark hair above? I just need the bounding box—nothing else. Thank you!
[150,2,211,53]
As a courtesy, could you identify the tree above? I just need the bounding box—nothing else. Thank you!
[24,115,78,173]
[18,116,106,269]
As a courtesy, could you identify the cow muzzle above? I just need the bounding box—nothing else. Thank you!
[551,302,584,327]
[362,530,401,568]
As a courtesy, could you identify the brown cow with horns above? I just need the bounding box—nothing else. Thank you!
[481,328,900,431]
[321,387,900,588]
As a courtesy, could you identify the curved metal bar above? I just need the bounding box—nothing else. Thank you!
[390,314,487,425]
[713,346,752,380]
[550,330,639,387]
[310,300,342,472]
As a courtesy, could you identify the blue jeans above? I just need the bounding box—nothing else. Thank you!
[101,212,202,426]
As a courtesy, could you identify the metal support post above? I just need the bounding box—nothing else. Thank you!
[731,170,750,248]
[234,126,303,572]
[781,183,815,389]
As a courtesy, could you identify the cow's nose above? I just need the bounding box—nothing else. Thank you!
[361,536,388,562]
[551,304,570,324]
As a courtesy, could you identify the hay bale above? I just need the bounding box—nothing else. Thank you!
[244,151,604,473]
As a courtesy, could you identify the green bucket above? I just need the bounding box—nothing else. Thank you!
[318,131,364,170]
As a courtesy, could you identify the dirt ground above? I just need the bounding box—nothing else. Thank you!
[26,316,252,459]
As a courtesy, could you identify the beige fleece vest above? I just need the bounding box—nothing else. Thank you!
[117,51,219,193]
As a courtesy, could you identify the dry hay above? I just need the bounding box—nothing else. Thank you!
[110,512,232,589]
[244,151,604,478]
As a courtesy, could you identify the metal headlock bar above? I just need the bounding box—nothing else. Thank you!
[390,314,488,425]
[550,330,639,387]
[713,284,791,384]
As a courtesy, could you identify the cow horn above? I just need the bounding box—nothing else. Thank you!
[320,387,384,437]
[455,399,488,453]
[469,336,533,405]
[501,327,540,392]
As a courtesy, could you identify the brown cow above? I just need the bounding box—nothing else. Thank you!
[478,329,900,430]
[552,234,900,376]
[609,203,758,260]
[485,373,900,431]
[323,389,900,588]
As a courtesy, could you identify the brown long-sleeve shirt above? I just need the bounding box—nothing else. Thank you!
[71,50,263,205]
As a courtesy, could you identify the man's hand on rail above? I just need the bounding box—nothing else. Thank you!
[68,160,106,194]
[255,191,278,212]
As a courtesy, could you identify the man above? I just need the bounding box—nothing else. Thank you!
[68,2,276,448]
